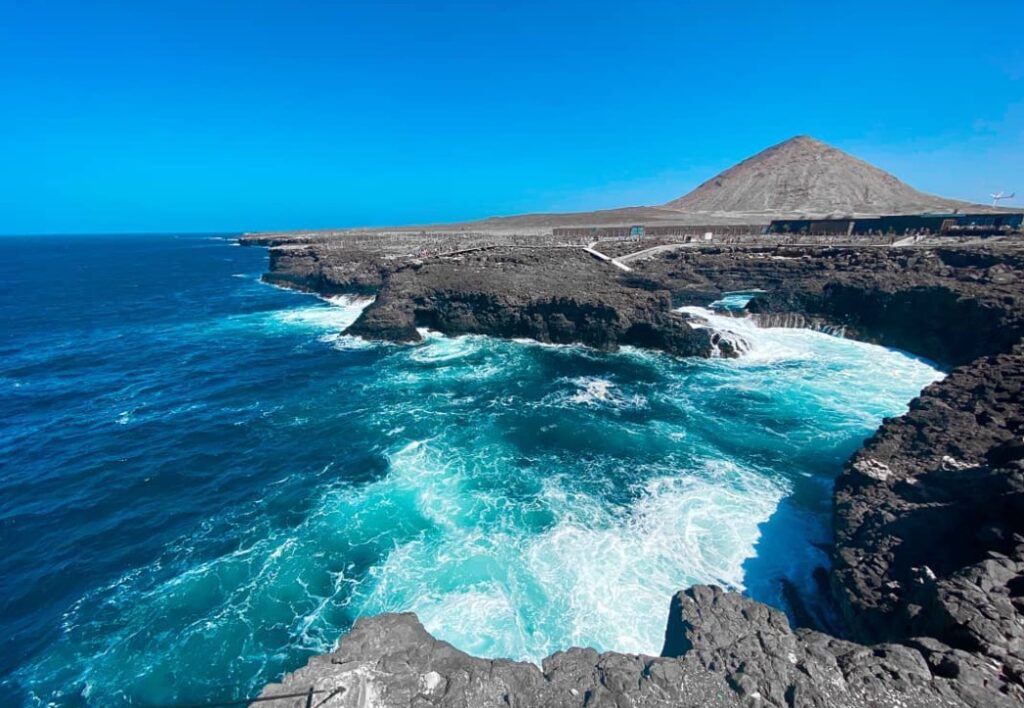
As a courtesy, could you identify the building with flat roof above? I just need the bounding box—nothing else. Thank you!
[765,212,1023,237]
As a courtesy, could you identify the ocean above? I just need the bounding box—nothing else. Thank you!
[0,234,942,705]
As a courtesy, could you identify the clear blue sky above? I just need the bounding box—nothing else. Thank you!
[2,0,1022,234]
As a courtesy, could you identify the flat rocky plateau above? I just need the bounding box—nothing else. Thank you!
[244,231,1024,707]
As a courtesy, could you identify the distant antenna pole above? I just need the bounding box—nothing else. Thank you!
[991,191,1016,206]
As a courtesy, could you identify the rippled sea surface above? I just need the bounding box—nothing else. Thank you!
[0,235,942,705]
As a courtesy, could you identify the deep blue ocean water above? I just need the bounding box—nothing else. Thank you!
[0,235,943,706]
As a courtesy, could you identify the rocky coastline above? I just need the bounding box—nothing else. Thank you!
[244,233,1024,707]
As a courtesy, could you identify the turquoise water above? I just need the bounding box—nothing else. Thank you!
[708,289,767,311]
[0,235,942,705]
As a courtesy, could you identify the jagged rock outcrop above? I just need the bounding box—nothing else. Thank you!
[257,242,1024,365]
[343,248,725,357]
[633,245,1024,366]
[832,345,1024,688]
[257,586,1019,707]
[262,243,392,295]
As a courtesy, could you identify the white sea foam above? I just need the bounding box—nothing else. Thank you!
[569,377,614,404]
[708,290,766,311]
[410,334,481,363]
[270,295,374,333]
[544,372,647,411]
[678,306,945,402]
[334,325,940,663]
[518,464,783,657]
[324,334,377,350]
[19,297,946,700]
[354,439,783,661]
[680,306,844,363]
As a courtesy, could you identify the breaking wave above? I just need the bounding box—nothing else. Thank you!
[1,237,944,705]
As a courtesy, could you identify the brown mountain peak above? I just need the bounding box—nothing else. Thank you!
[664,136,968,216]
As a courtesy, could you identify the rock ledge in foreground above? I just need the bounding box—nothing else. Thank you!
[256,586,1015,707]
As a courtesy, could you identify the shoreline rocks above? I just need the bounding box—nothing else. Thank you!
[286,246,729,358]
[245,236,1024,707]
[257,586,1018,707]
[831,345,1024,688]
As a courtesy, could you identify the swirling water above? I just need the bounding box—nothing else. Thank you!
[0,235,943,705]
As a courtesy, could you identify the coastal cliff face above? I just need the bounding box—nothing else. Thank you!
[245,235,1024,707]
[264,243,392,295]
[833,345,1024,679]
[632,246,1024,366]
[254,240,728,357]
[250,236,1024,368]
[345,249,722,357]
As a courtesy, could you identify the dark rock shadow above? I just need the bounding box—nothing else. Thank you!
[739,494,844,635]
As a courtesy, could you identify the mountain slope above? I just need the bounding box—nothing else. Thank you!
[664,135,973,216]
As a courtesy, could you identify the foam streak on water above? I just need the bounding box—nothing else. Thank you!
[0,238,944,705]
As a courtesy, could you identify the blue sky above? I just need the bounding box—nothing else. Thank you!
[1,0,1021,234]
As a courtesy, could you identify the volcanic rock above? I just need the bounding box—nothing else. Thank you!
[256,585,1019,707]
